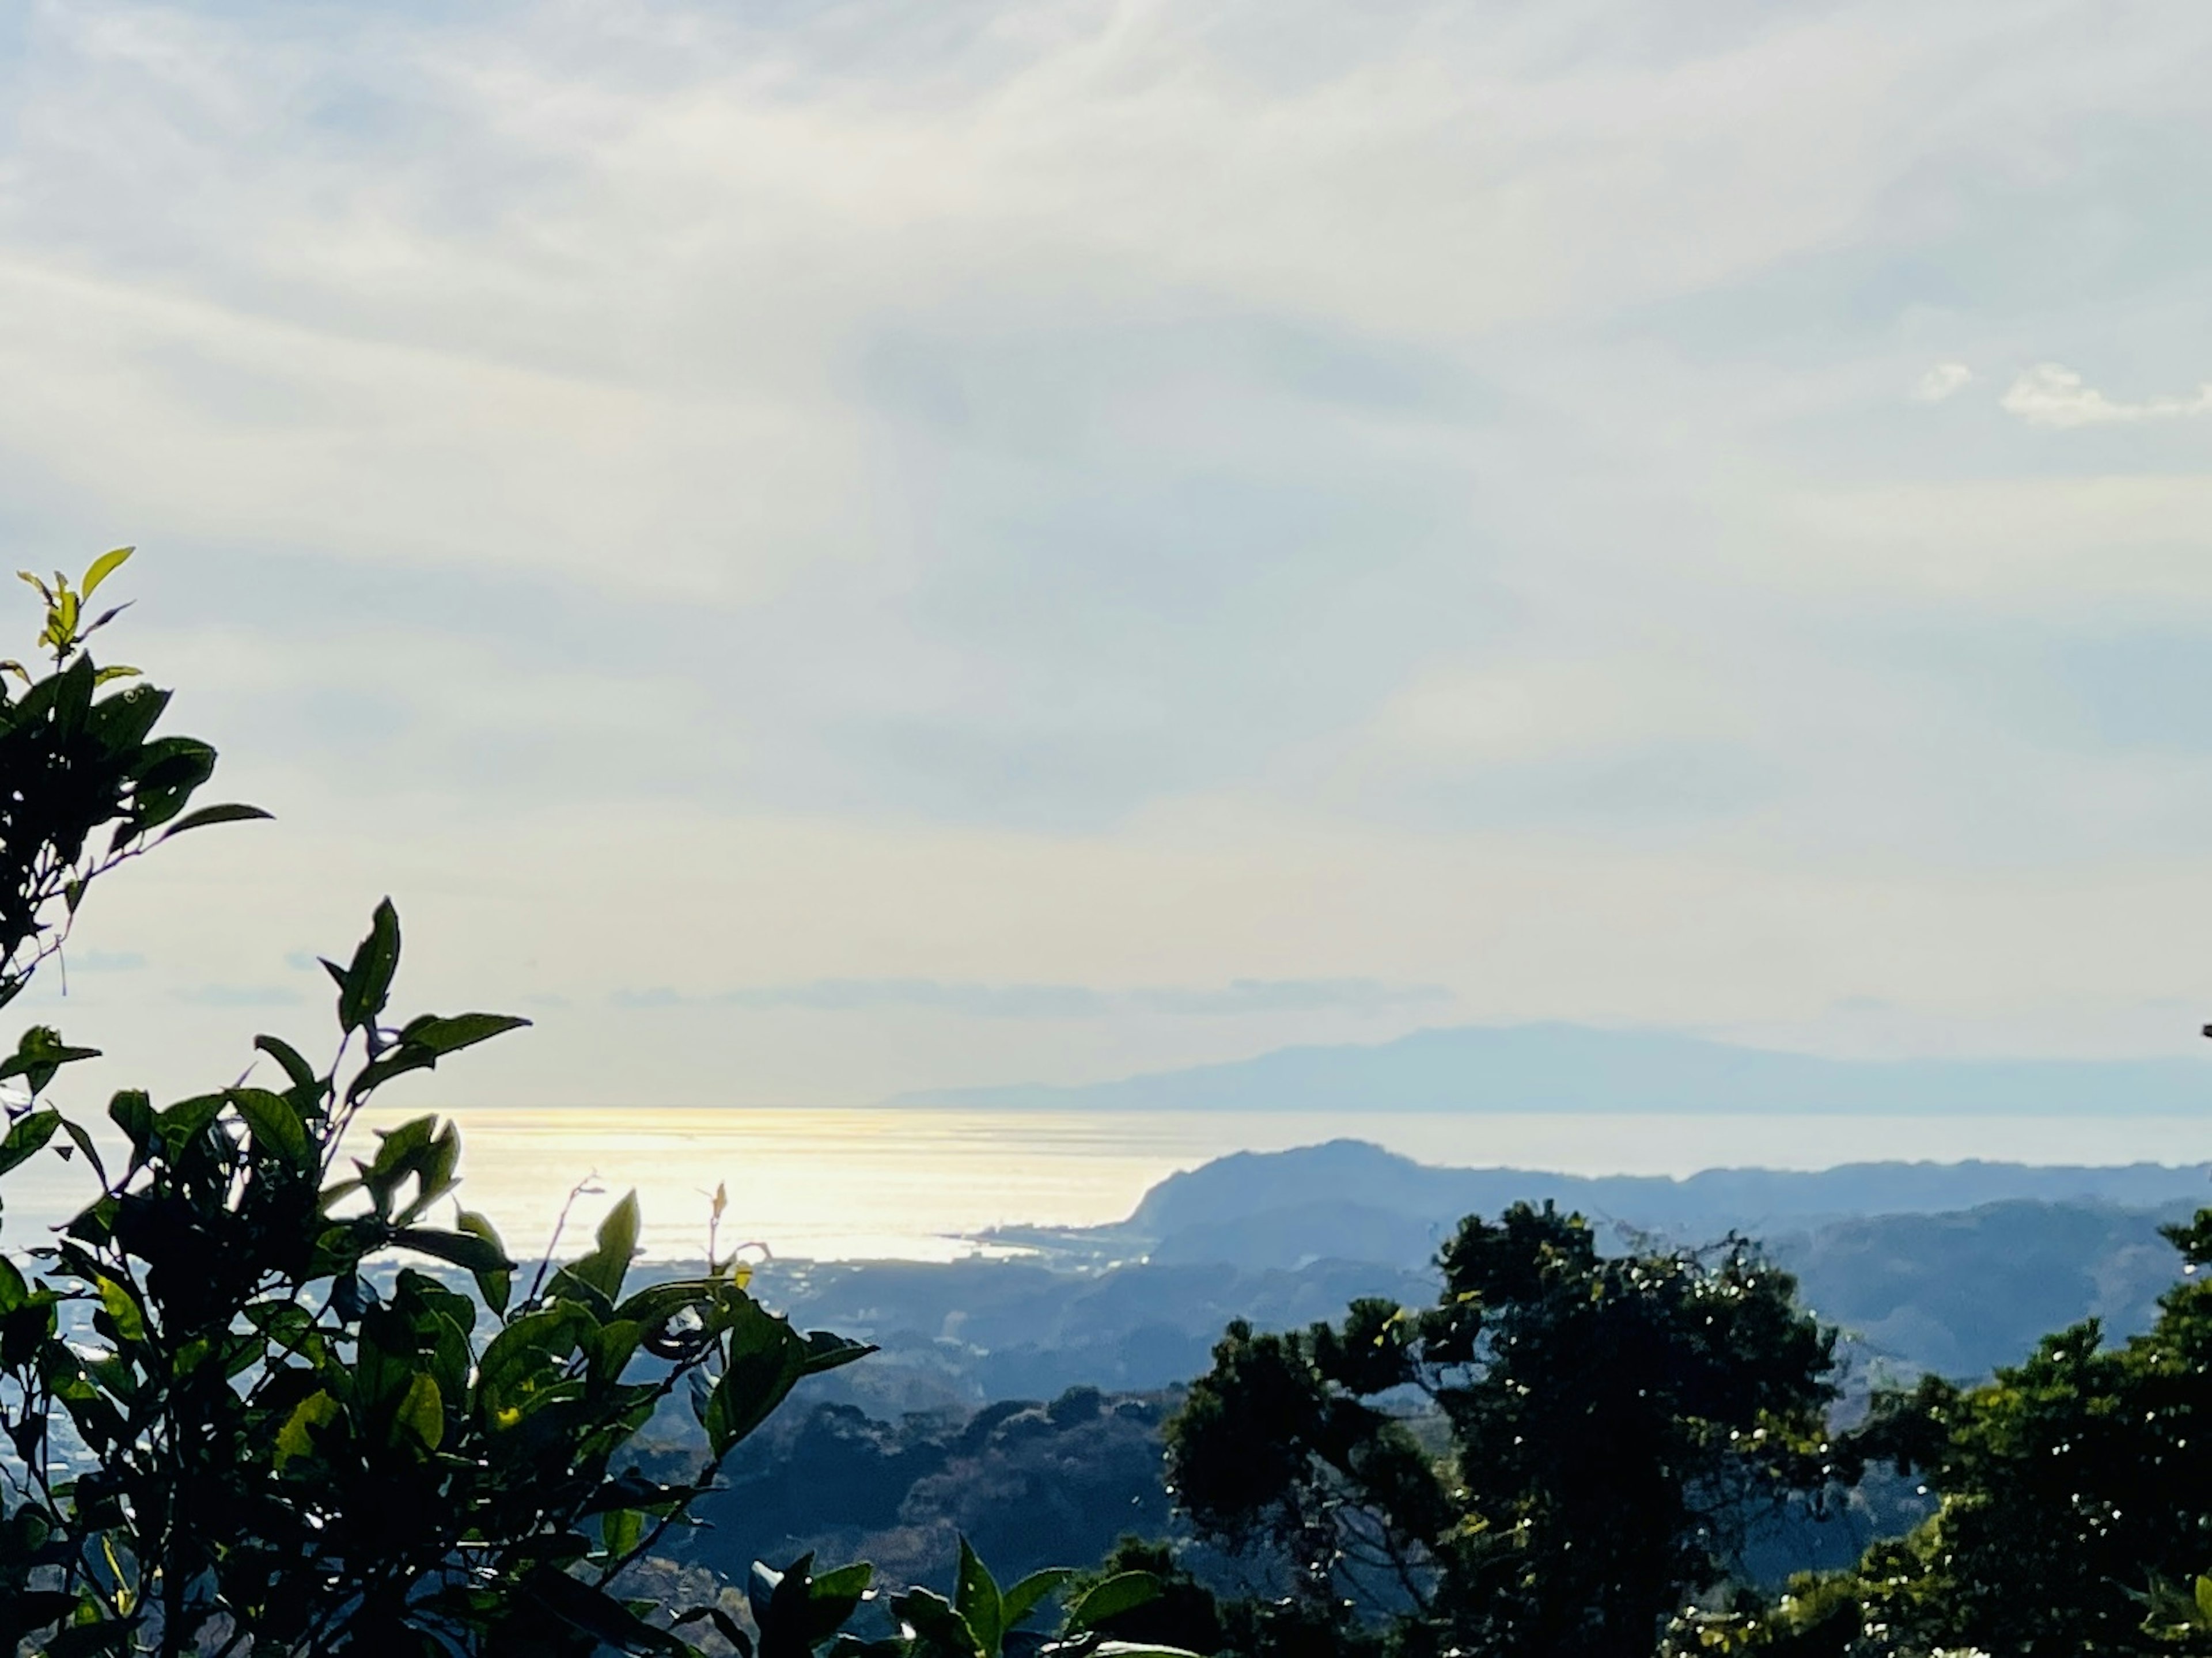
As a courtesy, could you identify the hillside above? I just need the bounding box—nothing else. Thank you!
[646,1145,2212,1593]
[990,1139,2212,1266]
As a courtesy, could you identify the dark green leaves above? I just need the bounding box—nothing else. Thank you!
[0,1107,61,1179]
[748,1555,882,1658]
[154,800,272,841]
[525,1569,693,1655]
[888,1588,984,1658]
[456,1209,513,1314]
[803,1327,876,1376]
[559,1190,641,1307]
[253,1033,319,1095]
[0,1027,99,1097]
[105,1090,153,1160]
[230,1087,311,1173]
[0,575,893,1658]
[1060,1573,1158,1634]
[397,1011,531,1057]
[392,1224,516,1279]
[703,1302,810,1458]
[954,1541,1005,1655]
[352,1114,461,1222]
[1002,1568,1076,1634]
[0,552,252,1010]
[345,1007,531,1105]
[324,898,400,1035]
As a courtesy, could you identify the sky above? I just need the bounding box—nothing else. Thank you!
[5,0,2212,1108]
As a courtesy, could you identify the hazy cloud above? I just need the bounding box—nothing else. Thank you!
[4,0,2212,1103]
[613,979,1451,1020]
[67,950,147,974]
[1911,362,1974,403]
[172,984,305,1009]
[2000,363,2212,428]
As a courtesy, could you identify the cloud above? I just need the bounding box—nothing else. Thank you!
[1911,362,1974,403]
[6,0,2212,1106]
[612,978,1451,1020]
[1999,363,2212,428]
[67,950,146,973]
[172,984,305,1008]
[1130,980,1454,1016]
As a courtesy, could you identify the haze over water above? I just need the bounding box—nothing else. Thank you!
[6,1107,2189,1265]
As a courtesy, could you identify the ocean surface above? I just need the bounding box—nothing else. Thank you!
[6,1107,2209,1263]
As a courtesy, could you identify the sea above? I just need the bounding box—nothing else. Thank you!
[6,1106,2210,1264]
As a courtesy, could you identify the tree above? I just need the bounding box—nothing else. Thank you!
[0,553,876,1653]
[0,547,266,1007]
[1166,1201,1840,1657]
[1736,1208,2212,1658]
[0,551,1204,1658]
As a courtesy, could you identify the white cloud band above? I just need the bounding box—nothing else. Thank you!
[2000,363,2212,429]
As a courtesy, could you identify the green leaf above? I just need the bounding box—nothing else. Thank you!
[703,1304,808,1458]
[803,1328,876,1376]
[335,900,402,1034]
[811,1562,875,1604]
[1062,1573,1163,1635]
[395,1011,531,1057]
[809,1565,876,1644]
[601,1507,643,1561]
[56,1116,107,1186]
[346,1013,531,1107]
[78,546,131,600]
[999,1568,1072,1633]
[456,1209,513,1314]
[253,1033,318,1092]
[526,1569,693,1655]
[275,1390,341,1467]
[673,1604,755,1653]
[565,1190,641,1304]
[955,1539,1003,1655]
[121,734,216,831]
[476,1304,592,1421]
[393,1372,444,1451]
[94,1275,146,1344]
[230,1087,310,1171]
[391,1225,514,1277]
[888,1588,984,1658]
[155,800,271,843]
[106,1088,153,1157]
[343,1046,436,1103]
[360,1114,437,1216]
[0,1109,60,1178]
[0,1027,100,1094]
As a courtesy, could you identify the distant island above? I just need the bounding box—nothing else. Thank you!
[889,1020,2212,1115]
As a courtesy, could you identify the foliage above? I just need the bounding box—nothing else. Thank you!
[0,556,1215,1658]
[0,546,267,1009]
[785,1538,1192,1658]
[1736,1209,2212,1658]
[681,1387,1180,1594]
[1166,1202,1841,1657]
[0,561,882,1653]
[0,900,874,1653]
[1058,1542,1223,1656]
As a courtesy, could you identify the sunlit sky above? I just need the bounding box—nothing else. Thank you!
[6,0,2212,1108]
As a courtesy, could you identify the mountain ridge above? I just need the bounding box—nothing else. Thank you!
[889,1020,2212,1115]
